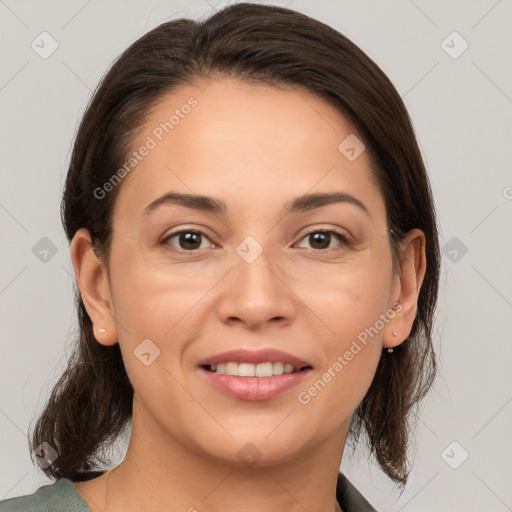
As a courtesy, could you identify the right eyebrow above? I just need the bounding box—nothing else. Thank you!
[142,191,226,216]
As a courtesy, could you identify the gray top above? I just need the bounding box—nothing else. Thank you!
[0,479,89,512]
[0,472,377,511]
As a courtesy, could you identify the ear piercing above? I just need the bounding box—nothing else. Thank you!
[387,331,398,353]
[98,328,107,333]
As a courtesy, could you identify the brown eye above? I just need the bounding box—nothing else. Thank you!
[295,230,349,251]
[162,230,212,251]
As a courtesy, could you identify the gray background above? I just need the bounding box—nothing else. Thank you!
[1,0,511,510]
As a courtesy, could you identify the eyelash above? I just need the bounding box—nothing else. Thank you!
[161,227,351,253]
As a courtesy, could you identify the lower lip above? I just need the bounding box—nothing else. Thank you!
[199,367,312,401]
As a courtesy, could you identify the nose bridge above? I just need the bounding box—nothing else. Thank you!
[217,236,295,326]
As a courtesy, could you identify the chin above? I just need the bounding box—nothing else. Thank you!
[198,434,310,469]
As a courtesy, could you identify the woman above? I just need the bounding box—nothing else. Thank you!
[0,3,439,511]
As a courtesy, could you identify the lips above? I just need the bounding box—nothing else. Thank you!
[197,348,313,400]
[198,348,312,369]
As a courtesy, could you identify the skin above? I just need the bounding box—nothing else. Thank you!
[70,77,426,512]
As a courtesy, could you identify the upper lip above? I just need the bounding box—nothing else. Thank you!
[198,348,312,369]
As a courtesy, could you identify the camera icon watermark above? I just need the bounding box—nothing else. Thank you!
[338,134,365,161]
[32,237,58,263]
[134,338,161,366]
[441,441,469,469]
[441,31,469,59]
[32,442,58,469]
[236,442,262,466]
[442,236,468,263]
[31,31,59,59]
[236,236,263,264]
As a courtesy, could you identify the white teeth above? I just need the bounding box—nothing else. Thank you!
[255,362,272,377]
[207,361,304,377]
[273,362,284,375]
[284,364,294,373]
[225,362,238,375]
[238,363,255,377]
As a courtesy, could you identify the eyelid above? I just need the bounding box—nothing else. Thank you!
[293,226,351,250]
[161,225,353,253]
[295,224,351,239]
[161,227,215,247]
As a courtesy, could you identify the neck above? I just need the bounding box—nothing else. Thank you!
[83,398,348,512]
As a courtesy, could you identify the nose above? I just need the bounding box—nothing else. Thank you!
[216,243,296,329]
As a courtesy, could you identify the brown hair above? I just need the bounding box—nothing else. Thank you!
[29,2,439,490]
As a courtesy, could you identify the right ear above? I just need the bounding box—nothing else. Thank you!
[70,228,118,346]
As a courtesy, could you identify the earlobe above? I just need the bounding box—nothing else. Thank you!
[70,228,118,346]
[383,228,426,349]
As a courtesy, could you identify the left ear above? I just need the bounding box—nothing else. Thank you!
[383,228,427,350]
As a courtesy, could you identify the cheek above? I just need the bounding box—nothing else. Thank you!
[107,265,176,380]
[296,345,380,432]
[293,260,390,415]
[109,266,198,408]
[298,257,392,342]
[296,283,384,425]
[109,235,210,335]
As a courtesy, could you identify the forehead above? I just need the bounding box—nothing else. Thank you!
[112,77,386,227]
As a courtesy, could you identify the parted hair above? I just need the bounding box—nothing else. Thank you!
[29,2,439,489]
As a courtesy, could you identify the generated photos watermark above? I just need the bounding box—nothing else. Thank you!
[93,97,198,200]
[297,302,402,405]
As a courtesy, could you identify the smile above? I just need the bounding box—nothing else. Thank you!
[203,361,312,377]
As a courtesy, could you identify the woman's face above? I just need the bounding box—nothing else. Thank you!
[78,77,409,466]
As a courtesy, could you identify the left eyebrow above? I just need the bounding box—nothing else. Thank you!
[282,192,369,216]
[141,191,369,217]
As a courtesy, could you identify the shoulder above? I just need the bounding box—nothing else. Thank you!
[336,472,378,512]
[0,478,91,512]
